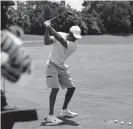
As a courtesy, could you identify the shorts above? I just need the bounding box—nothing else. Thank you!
[45,60,75,89]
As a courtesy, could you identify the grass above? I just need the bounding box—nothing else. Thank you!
[5,35,133,129]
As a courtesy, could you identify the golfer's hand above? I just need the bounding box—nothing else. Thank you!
[44,20,51,27]
[1,30,32,82]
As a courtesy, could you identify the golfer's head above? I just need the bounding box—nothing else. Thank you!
[68,26,82,42]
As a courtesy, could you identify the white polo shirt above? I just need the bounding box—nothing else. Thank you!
[48,32,77,65]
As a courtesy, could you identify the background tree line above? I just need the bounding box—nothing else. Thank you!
[8,1,133,35]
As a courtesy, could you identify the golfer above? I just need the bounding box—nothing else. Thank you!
[44,21,82,125]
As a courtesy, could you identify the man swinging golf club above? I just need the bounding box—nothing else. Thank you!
[44,19,82,125]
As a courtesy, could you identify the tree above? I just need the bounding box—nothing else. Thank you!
[9,1,133,35]
[81,1,133,34]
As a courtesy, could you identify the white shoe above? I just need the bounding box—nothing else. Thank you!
[60,109,77,117]
[46,115,63,125]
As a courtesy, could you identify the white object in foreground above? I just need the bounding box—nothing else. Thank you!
[114,120,118,123]
[128,122,132,125]
[121,121,124,125]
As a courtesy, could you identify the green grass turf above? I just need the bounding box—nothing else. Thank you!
[23,34,133,44]
[4,35,133,129]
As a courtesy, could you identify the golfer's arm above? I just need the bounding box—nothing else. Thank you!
[48,26,67,49]
[44,27,54,45]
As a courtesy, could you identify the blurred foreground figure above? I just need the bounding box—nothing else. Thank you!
[1,1,38,129]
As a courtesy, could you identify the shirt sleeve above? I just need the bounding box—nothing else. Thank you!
[50,36,57,43]
[51,32,68,49]
[50,32,67,42]
[58,32,69,49]
[50,32,65,43]
[58,32,67,39]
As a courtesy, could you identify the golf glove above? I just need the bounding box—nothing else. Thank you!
[44,20,51,27]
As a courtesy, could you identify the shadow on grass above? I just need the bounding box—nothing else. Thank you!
[41,116,79,126]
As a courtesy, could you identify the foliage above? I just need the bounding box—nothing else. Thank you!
[8,1,133,35]
[82,1,133,34]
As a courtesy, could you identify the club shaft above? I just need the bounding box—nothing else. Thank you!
[49,12,65,22]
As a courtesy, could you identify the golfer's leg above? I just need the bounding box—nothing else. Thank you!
[59,75,77,117]
[46,74,63,124]
[46,64,60,115]
[49,88,59,115]
[62,87,75,109]
[46,75,60,115]
[58,74,76,109]
[46,76,60,115]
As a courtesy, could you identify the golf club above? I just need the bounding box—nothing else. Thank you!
[50,11,73,22]
[47,11,73,22]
